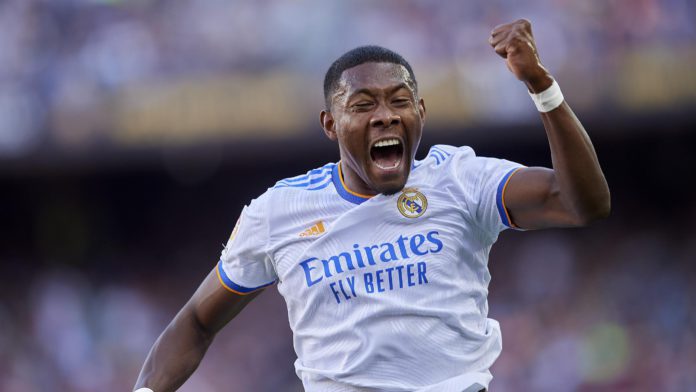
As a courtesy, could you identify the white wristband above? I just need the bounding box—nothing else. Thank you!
[134,388,154,392]
[528,79,564,113]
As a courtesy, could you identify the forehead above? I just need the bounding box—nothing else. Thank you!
[338,62,414,95]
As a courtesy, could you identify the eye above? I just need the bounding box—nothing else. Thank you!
[392,98,411,107]
[351,102,374,112]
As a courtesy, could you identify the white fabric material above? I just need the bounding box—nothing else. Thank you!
[133,388,154,392]
[219,145,523,391]
[528,79,564,112]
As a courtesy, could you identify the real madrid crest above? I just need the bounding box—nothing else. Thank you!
[397,188,427,218]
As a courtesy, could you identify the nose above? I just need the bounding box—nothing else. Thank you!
[370,105,401,129]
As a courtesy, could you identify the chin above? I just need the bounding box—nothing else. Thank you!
[367,157,412,196]
[379,186,403,196]
[373,177,407,196]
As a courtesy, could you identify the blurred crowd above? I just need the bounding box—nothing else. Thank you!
[1,202,694,391]
[490,220,696,391]
[0,0,694,156]
[1,1,694,391]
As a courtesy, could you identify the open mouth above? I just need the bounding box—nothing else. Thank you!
[370,138,404,170]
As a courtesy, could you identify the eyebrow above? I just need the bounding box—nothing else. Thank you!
[347,83,412,101]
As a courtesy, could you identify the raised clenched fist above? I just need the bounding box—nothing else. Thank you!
[489,19,553,93]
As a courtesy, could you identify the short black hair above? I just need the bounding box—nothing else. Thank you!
[323,45,417,110]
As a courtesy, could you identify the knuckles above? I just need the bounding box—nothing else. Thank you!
[491,19,533,38]
[516,18,532,30]
[490,20,535,50]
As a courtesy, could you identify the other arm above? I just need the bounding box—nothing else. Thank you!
[489,19,610,229]
[134,268,262,392]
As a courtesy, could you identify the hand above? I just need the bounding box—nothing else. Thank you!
[489,19,553,93]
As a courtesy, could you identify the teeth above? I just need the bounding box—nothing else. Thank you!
[374,139,400,148]
[375,158,401,170]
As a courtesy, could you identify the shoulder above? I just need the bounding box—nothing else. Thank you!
[414,144,476,171]
[249,162,336,213]
[241,162,336,230]
[413,144,521,189]
[270,162,336,192]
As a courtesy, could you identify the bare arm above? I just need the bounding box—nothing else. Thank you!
[489,19,610,229]
[134,268,262,392]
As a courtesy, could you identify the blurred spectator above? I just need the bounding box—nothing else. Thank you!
[0,0,694,156]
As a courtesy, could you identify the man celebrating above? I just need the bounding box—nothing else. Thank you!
[135,20,610,392]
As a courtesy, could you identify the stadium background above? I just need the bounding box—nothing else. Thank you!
[0,0,695,391]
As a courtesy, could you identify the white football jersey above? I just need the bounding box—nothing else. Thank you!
[218,144,523,392]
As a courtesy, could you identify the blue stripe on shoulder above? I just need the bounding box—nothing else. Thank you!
[277,175,330,188]
[273,163,335,190]
[308,176,332,190]
[428,150,443,165]
[432,146,452,157]
[282,164,333,183]
[427,146,454,166]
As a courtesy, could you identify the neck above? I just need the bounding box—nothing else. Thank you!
[339,162,376,197]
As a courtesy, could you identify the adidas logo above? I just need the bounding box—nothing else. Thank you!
[300,221,326,237]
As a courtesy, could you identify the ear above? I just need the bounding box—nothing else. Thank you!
[418,97,426,123]
[320,110,338,142]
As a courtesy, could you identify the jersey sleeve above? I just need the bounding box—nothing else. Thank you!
[217,193,277,295]
[444,145,525,236]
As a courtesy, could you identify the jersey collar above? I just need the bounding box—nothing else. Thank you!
[332,162,373,205]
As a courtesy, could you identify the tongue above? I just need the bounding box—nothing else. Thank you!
[371,145,401,168]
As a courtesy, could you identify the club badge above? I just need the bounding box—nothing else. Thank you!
[397,188,427,218]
